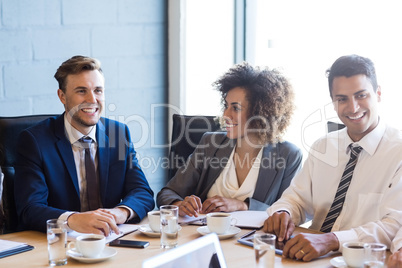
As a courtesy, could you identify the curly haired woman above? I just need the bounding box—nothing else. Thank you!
[157,62,303,216]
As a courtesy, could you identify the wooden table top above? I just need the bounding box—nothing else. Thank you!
[0,222,347,267]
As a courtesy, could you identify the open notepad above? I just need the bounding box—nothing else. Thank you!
[179,210,267,229]
[0,239,34,259]
[67,224,139,243]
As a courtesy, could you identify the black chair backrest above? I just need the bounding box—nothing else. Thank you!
[327,121,346,133]
[168,114,221,182]
[0,114,57,233]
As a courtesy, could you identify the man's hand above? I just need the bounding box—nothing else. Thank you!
[282,233,339,261]
[173,195,202,217]
[201,195,247,214]
[67,209,120,236]
[388,249,402,268]
[101,207,129,224]
[263,211,295,242]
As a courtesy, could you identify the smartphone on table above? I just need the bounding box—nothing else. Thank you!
[109,239,149,248]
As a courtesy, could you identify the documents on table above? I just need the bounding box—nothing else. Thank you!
[67,223,139,244]
[178,210,267,229]
[0,239,34,258]
[230,211,267,229]
[179,214,207,225]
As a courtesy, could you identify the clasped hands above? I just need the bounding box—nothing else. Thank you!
[263,211,340,261]
[67,207,129,236]
[173,195,248,217]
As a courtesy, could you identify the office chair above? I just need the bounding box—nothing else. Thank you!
[0,114,57,233]
[167,114,221,182]
[327,121,346,133]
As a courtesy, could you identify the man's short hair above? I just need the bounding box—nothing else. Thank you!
[54,55,103,92]
[326,54,378,97]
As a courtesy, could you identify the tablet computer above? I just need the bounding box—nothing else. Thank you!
[142,233,226,268]
[237,235,292,255]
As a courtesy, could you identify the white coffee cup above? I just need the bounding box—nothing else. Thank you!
[68,234,105,258]
[148,210,161,233]
[342,242,369,267]
[206,212,237,235]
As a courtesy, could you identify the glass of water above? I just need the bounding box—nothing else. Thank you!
[47,219,67,266]
[254,233,276,268]
[364,243,386,268]
[160,205,179,249]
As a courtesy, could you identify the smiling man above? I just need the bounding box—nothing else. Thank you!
[14,56,154,234]
[263,54,402,261]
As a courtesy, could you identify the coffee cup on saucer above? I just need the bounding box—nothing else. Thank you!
[68,234,105,258]
[206,212,237,235]
[342,242,369,268]
[147,211,161,233]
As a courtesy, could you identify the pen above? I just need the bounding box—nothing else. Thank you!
[240,229,256,239]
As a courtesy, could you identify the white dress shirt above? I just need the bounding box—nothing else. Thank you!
[207,147,262,200]
[59,115,134,225]
[64,117,98,212]
[268,119,402,251]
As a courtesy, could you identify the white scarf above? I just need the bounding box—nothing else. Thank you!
[207,147,263,201]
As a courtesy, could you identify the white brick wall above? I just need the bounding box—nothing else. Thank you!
[0,0,168,195]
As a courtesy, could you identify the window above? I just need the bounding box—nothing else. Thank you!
[173,0,401,154]
[251,0,402,153]
[183,0,235,117]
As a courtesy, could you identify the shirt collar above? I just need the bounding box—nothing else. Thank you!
[64,114,97,145]
[344,117,385,156]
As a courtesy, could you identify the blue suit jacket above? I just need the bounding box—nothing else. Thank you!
[14,114,154,232]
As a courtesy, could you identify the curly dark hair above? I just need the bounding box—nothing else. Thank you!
[213,62,295,144]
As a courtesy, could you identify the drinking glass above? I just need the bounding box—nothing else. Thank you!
[364,243,386,268]
[160,205,179,249]
[254,233,276,268]
[47,219,67,266]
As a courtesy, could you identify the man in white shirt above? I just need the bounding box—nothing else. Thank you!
[263,54,402,261]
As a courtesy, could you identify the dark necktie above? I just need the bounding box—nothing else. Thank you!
[320,145,363,233]
[79,136,100,211]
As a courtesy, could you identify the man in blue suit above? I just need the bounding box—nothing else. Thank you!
[14,56,154,235]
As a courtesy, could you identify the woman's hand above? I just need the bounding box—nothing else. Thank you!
[172,195,202,217]
[201,195,248,214]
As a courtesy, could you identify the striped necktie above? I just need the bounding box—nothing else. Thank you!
[79,136,100,211]
[320,145,363,233]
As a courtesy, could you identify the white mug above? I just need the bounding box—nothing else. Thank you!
[342,242,369,268]
[147,210,161,233]
[206,212,237,234]
[68,234,105,258]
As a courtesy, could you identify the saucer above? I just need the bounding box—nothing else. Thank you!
[67,247,117,263]
[330,256,347,268]
[139,224,182,238]
[197,226,241,240]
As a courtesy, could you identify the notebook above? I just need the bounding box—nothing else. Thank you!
[142,233,227,268]
[68,224,138,243]
[180,210,267,229]
[0,239,34,259]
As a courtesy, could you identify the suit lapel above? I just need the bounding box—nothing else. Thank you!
[96,119,109,205]
[199,136,235,199]
[54,114,80,196]
[253,144,278,201]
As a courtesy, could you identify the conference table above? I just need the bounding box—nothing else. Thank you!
[0,219,354,268]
